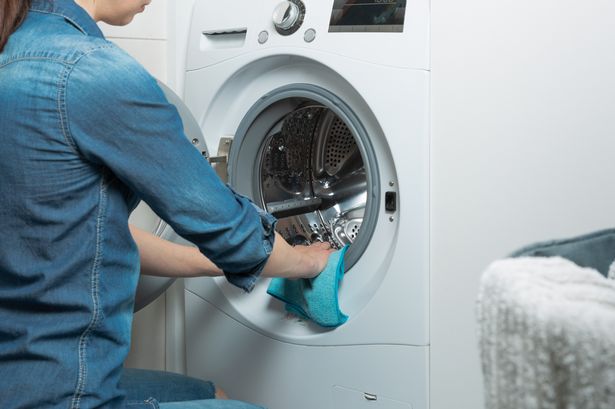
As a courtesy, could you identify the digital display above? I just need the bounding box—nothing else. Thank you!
[329,0,406,33]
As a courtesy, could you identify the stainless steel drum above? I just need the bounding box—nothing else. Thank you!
[259,105,367,250]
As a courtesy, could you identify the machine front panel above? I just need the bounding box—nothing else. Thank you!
[180,2,431,406]
[183,58,429,347]
[185,291,428,409]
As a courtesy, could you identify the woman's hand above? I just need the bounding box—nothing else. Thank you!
[291,241,335,278]
[261,233,335,279]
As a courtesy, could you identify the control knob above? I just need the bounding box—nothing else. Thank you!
[272,0,305,36]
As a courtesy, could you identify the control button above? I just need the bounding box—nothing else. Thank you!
[258,30,269,44]
[272,0,305,36]
[273,1,299,30]
[304,28,316,43]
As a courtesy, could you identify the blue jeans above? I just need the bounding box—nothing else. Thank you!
[121,369,265,409]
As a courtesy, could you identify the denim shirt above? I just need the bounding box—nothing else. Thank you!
[0,1,275,408]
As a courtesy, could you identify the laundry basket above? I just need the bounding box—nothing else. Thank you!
[477,229,615,409]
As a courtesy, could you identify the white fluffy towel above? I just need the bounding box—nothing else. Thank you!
[477,257,615,409]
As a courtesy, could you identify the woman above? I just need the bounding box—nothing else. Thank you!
[0,1,332,408]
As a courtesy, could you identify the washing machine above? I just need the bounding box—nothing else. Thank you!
[174,1,429,408]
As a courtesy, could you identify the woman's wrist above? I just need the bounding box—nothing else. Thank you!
[295,252,318,279]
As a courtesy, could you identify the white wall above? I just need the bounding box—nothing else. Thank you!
[431,0,615,408]
[99,0,168,81]
[99,0,170,372]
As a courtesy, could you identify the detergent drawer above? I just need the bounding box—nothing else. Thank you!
[333,385,413,409]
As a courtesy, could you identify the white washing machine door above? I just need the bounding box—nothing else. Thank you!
[133,82,208,312]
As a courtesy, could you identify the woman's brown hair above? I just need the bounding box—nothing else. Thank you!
[0,0,31,53]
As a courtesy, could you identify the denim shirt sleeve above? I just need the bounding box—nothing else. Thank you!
[64,44,275,291]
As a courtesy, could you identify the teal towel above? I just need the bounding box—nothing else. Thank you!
[267,246,349,328]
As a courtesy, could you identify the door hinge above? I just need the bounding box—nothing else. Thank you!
[208,136,233,183]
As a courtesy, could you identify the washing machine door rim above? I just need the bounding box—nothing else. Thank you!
[227,83,382,271]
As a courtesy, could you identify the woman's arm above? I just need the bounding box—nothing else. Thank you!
[131,225,333,280]
[130,224,223,278]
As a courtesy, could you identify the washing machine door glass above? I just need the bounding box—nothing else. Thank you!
[133,82,208,312]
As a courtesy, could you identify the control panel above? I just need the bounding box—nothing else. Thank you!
[187,0,428,71]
